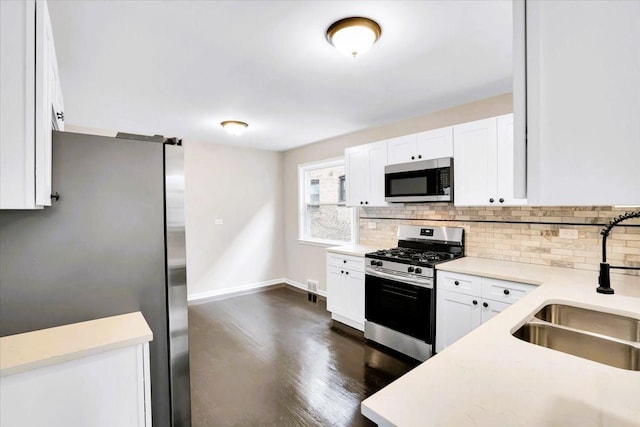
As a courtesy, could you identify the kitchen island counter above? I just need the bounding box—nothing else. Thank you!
[361,257,640,426]
[0,311,153,376]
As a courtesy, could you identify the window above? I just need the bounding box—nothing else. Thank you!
[298,158,357,245]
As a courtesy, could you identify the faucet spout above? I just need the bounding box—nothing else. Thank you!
[596,210,640,295]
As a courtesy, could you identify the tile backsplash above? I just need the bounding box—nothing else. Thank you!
[359,205,640,276]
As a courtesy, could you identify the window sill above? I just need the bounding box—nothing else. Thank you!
[297,238,354,248]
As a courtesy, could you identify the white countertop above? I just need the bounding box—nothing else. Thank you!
[361,257,640,426]
[0,312,153,377]
[326,244,380,257]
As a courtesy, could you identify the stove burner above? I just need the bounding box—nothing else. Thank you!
[370,247,456,264]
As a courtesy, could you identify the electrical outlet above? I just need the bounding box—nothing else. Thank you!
[559,229,579,239]
[368,222,377,229]
[307,280,318,292]
[214,219,223,225]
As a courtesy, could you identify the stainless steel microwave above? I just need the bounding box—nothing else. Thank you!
[384,157,453,203]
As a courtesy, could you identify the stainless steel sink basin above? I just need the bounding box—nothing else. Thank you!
[534,304,640,342]
[514,322,640,371]
[514,303,640,371]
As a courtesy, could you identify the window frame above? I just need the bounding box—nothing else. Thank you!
[297,157,358,247]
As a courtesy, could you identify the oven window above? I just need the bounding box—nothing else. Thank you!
[365,275,432,343]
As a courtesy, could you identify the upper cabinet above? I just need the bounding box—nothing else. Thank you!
[524,1,640,206]
[1,0,64,209]
[387,127,453,165]
[453,114,526,207]
[345,140,388,207]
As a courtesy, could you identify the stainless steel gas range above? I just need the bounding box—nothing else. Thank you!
[364,225,464,361]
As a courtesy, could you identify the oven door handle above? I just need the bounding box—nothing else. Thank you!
[365,267,433,289]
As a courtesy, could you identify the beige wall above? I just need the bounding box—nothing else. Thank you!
[283,93,513,292]
[184,139,285,299]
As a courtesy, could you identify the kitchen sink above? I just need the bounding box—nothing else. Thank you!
[534,304,640,342]
[514,322,640,371]
[513,303,640,371]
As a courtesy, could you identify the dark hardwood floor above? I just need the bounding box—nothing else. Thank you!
[189,286,420,426]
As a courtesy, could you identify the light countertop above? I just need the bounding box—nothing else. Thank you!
[0,311,153,377]
[326,244,380,257]
[361,257,640,426]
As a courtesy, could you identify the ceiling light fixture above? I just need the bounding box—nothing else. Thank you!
[326,17,381,58]
[220,120,248,136]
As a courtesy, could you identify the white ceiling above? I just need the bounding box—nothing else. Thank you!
[48,1,512,151]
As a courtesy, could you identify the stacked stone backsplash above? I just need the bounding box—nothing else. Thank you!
[359,205,640,276]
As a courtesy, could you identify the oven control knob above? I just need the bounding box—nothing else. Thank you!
[376,261,383,267]
[415,268,422,274]
[407,267,415,273]
[370,260,377,266]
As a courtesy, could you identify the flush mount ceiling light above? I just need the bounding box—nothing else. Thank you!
[326,17,381,58]
[220,120,248,136]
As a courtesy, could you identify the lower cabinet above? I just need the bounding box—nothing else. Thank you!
[1,340,151,427]
[326,252,365,331]
[435,271,535,352]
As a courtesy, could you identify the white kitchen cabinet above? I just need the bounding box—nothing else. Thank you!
[1,0,64,209]
[387,127,453,165]
[436,289,482,351]
[0,312,152,427]
[435,270,535,352]
[453,114,526,207]
[326,252,365,331]
[345,140,388,207]
[524,1,640,206]
[326,266,348,314]
[386,134,417,165]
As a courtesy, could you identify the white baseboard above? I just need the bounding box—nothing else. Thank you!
[284,278,327,298]
[188,278,286,304]
[188,277,326,304]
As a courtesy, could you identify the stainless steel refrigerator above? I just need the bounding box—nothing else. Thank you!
[0,131,191,426]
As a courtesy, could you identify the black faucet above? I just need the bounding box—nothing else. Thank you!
[597,210,640,294]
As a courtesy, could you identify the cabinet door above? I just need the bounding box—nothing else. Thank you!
[480,299,511,324]
[416,127,453,160]
[0,0,37,208]
[496,114,526,205]
[386,134,418,165]
[435,289,481,353]
[526,1,640,206]
[345,145,367,207]
[345,270,365,329]
[453,117,497,206]
[365,140,388,207]
[326,265,347,315]
[34,0,53,207]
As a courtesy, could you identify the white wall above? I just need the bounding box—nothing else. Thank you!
[283,94,513,293]
[183,140,285,300]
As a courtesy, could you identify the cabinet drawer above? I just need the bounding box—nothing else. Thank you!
[481,278,535,303]
[437,271,482,296]
[327,253,364,272]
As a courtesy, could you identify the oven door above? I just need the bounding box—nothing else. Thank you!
[365,270,434,343]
